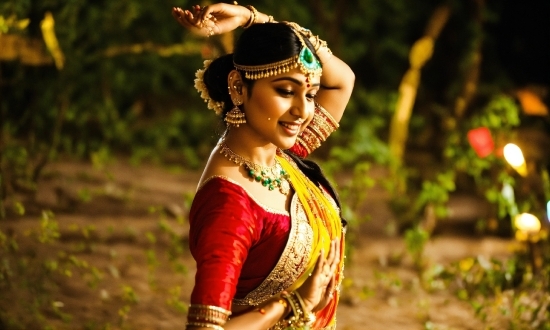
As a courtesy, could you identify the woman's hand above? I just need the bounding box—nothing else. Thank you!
[296,238,341,313]
[172,3,250,37]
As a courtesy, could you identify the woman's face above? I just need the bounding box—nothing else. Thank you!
[241,68,320,150]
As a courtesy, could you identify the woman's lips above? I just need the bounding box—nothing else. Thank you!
[279,121,302,135]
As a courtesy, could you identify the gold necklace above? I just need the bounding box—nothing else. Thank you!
[218,141,291,195]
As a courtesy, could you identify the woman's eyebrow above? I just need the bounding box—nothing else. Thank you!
[270,76,320,87]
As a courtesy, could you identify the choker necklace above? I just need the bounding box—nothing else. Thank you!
[218,141,291,195]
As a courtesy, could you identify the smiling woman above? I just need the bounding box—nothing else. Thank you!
[171,2,354,329]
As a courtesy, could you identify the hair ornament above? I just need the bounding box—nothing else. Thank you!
[233,22,322,81]
[194,59,225,115]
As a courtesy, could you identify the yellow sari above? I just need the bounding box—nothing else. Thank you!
[277,154,345,329]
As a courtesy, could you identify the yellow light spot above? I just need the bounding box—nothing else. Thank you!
[40,12,64,70]
[503,143,527,176]
[514,213,541,235]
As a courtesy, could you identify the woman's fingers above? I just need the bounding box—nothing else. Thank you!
[196,4,226,24]
[324,239,339,273]
[172,6,216,36]
[313,249,325,277]
[326,275,336,298]
[172,7,196,28]
[329,238,340,267]
[326,240,335,265]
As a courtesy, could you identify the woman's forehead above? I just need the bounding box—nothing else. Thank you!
[266,68,321,86]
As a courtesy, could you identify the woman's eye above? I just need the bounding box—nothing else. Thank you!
[277,89,294,96]
[306,93,317,101]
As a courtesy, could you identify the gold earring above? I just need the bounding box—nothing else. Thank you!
[225,98,246,127]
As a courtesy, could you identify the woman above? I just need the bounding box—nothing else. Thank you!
[172,3,354,329]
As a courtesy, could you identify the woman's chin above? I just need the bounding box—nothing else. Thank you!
[276,138,298,150]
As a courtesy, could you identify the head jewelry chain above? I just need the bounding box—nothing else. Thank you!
[193,23,323,116]
[233,23,322,81]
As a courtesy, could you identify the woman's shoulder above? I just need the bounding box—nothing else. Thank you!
[193,175,289,216]
[196,174,244,194]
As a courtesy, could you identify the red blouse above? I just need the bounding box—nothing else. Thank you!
[189,177,292,311]
[187,103,340,328]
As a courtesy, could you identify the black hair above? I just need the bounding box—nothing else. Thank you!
[202,23,345,226]
[202,23,316,118]
[284,151,347,227]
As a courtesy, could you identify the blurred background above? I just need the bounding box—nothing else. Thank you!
[0,0,550,329]
[2,0,548,236]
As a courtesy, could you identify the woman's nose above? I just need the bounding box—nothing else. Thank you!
[290,96,310,119]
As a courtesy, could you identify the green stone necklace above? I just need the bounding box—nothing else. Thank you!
[218,141,291,195]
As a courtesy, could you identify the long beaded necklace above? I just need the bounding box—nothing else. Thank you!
[218,141,291,195]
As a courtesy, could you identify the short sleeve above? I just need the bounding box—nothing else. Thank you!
[188,178,262,311]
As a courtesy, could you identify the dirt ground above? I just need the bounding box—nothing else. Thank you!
[0,159,516,330]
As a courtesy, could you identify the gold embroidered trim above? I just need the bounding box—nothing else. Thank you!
[197,175,289,216]
[187,304,231,328]
[232,191,313,306]
[186,322,224,330]
[271,319,337,330]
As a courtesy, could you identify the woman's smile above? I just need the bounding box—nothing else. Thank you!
[279,121,304,135]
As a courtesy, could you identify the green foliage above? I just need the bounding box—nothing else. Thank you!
[414,171,456,219]
[425,243,550,330]
[0,0,213,216]
[404,227,430,269]
[0,0,437,215]
[166,285,188,314]
[0,206,190,329]
[1,0,548,328]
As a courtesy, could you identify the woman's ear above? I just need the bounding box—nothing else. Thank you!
[228,70,244,96]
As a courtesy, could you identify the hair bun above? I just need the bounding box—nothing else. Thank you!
[203,54,234,103]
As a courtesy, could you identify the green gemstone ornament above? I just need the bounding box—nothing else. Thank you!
[232,23,323,82]
[297,46,322,81]
[219,140,291,195]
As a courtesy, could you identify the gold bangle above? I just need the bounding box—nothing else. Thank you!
[187,304,231,327]
[293,291,316,326]
[243,5,258,28]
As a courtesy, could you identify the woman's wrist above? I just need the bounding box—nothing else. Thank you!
[279,291,316,328]
[252,294,291,326]
[314,43,333,63]
[241,5,257,28]
[234,2,274,28]
[294,287,315,312]
[232,3,251,27]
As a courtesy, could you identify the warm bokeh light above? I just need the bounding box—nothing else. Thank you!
[503,143,525,167]
[503,143,527,176]
[467,127,494,158]
[514,213,541,235]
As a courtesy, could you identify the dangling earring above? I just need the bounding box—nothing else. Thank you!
[225,98,246,127]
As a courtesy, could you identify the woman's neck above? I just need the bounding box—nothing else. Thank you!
[221,128,278,167]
